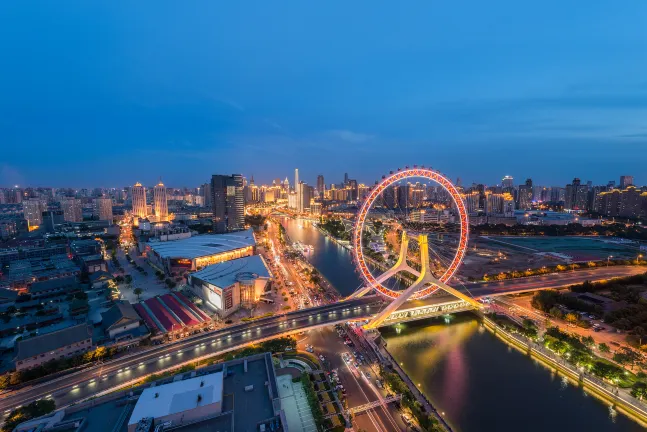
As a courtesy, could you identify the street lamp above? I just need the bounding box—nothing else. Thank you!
[607,255,613,267]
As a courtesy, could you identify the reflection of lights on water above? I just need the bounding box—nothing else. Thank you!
[560,375,569,390]
[608,405,617,422]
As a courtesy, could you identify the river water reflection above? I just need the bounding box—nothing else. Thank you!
[280,217,645,431]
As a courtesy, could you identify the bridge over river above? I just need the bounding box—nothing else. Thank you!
[1,265,642,417]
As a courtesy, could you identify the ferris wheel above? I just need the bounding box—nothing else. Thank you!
[351,166,470,301]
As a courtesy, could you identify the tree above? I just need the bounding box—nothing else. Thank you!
[549,306,564,320]
[614,347,641,370]
[565,313,578,324]
[124,275,133,284]
[581,335,595,347]
[134,287,143,301]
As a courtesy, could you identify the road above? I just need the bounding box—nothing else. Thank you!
[0,298,383,416]
[301,326,408,432]
[463,265,645,297]
[2,265,641,416]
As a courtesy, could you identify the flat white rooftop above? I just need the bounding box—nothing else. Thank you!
[190,255,272,289]
[128,372,223,427]
[148,229,255,260]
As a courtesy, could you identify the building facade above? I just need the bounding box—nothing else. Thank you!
[132,182,147,219]
[60,198,83,222]
[153,182,169,221]
[211,174,244,233]
[93,197,113,223]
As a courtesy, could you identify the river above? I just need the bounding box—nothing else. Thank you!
[281,217,645,431]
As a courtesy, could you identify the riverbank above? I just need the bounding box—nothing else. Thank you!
[479,311,647,427]
[313,222,352,251]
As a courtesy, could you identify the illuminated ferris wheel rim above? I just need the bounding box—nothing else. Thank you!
[352,167,469,300]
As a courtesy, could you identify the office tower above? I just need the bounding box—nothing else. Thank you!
[93,197,113,224]
[502,175,514,189]
[517,179,533,210]
[211,174,245,233]
[565,178,589,211]
[153,181,169,221]
[607,180,616,190]
[620,176,634,189]
[316,175,325,197]
[132,182,147,219]
[344,173,349,185]
[60,198,83,222]
[23,199,47,229]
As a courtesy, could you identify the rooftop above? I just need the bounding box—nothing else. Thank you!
[101,300,140,330]
[28,276,78,293]
[128,372,224,428]
[147,229,256,260]
[190,255,272,289]
[14,323,92,361]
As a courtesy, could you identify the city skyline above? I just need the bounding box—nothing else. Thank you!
[2,2,647,187]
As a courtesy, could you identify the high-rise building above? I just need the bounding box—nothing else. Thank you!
[620,175,634,189]
[517,179,533,210]
[296,183,312,213]
[294,169,299,193]
[316,175,325,197]
[211,174,245,233]
[93,197,113,223]
[60,198,83,222]
[23,199,47,229]
[200,183,212,208]
[596,186,647,219]
[502,175,514,189]
[344,173,349,185]
[565,178,589,211]
[132,182,147,219]
[153,181,169,221]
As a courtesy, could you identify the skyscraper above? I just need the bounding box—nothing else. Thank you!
[620,175,634,189]
[294,169,299,193]
[93,197,113,223]
[153,181,169,221]
[132,182,147,219]
[316,175,325,197]
[60,198,83,222]
[211,174,244,233]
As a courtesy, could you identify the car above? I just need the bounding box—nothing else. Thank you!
[364,371,371,379]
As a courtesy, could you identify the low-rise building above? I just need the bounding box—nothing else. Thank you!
[127,371,224,432]
[14,324,94,371]
[28,276,80,299]
[188,255,272,317]
[101,300,145,342]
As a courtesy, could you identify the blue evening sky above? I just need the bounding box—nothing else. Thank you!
[1,1,646,188]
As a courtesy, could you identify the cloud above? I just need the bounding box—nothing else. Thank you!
[327,129,374,143]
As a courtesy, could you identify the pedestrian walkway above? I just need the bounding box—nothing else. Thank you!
[277,374,317,432]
